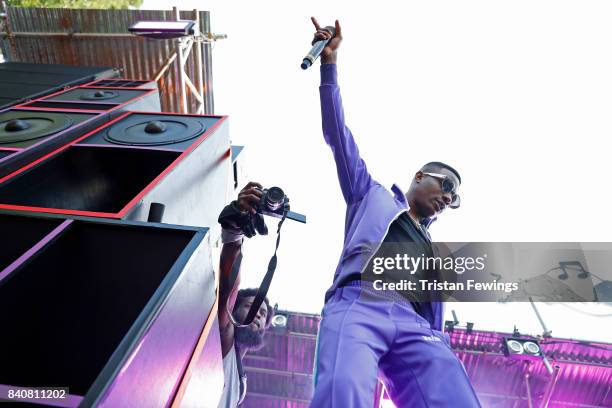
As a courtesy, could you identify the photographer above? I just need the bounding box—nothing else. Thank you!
[217,181,274,408]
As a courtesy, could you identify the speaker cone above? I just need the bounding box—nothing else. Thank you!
[80,90,119,101]
[105,116,205,146]
[0,112,74,144]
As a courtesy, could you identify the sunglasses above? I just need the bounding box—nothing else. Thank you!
[422,172,461,209]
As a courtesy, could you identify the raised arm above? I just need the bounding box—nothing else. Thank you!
[217,182,262,356]
[218,240,242,337]
[313,17,373,203]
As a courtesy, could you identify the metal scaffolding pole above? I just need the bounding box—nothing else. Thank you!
[525,372,534,408]
[193,9,205,114]
[173,6,188,113]
[539,365,561,408]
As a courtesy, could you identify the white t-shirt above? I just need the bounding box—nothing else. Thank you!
[218,346,241,408]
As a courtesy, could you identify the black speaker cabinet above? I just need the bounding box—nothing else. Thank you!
[85,78,158,90]
[0,108,107,179]
[16,86,161,116]
[0,112,231,240]
[0,212,220,407]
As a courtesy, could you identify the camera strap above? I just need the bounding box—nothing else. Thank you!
[227,210,288,327]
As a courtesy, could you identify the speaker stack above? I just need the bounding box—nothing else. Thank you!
[0,78,230,407]
[85,78,159,90]
[0,108,106,178]
[16,85,161,115]
[0,81,162,179]
[0,111,231,241]
[0,212,219,407]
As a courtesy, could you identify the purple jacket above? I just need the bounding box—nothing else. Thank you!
[319,64,444,331]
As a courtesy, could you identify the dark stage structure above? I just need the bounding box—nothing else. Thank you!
[0,62,117,110]
[0,82,163,178]
[0,14,232,404]
[0,76,232,407]
[0,212,219,407]
[0,111,231,240]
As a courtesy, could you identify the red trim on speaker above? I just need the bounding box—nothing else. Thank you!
[68,85,159,93]
[0,112,131,185]
[13,81,147,104]
[8,106,109,115]
[14,105,115,114]
[85,85,156,90]
[0,109,107,169]
[71,143,182,153]
[0,112,229,220]
[0,203,121,219]
[18,85,155,103]
[23,84,83,101]
[80,86,152,91]
[115,113,227,218]
[81,78,101,87]
[87,77,154,83]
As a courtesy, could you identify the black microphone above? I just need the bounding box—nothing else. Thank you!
[301,26,336,70]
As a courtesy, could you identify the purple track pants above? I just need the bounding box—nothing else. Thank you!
[311,286,481,408]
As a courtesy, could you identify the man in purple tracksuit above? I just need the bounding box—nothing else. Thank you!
[309,18,481,407]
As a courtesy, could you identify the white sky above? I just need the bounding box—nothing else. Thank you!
[142,0,612,342]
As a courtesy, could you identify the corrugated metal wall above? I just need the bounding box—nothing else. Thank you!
[0,7,214,114]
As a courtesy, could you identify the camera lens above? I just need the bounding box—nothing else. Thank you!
[265,187,285,211]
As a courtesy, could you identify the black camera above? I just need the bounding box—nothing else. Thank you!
[256,187,289,218]
[256,186,306,224]
[218,186,306,240]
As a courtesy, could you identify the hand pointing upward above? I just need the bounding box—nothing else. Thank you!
[311,17,342,64]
